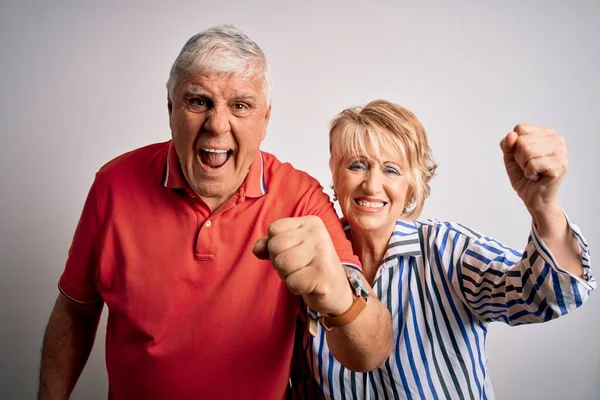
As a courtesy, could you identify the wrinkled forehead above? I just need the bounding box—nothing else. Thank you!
[178,71,267,101]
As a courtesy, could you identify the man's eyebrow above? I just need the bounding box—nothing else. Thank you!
[184,88,210,97]
[231,92,257,100]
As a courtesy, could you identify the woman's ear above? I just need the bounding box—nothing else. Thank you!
[403,185,417,213]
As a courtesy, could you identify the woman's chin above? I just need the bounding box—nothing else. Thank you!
[348,216,392,234]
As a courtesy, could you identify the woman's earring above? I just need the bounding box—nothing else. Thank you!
[403,198,415,213]
[330,184,338,202]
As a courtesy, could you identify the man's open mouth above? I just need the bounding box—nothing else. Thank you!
[199,149,233,168]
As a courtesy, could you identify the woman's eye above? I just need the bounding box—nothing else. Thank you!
[349,161,367,170]
[384,166,401,175]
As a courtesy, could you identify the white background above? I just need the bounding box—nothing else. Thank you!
[1,1,598,399]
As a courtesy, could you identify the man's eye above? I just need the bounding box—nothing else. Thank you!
[349,161,367,171]
[189,98,207,107]
[233,103,247,110]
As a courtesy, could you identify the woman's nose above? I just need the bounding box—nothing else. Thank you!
[362,170,382,194]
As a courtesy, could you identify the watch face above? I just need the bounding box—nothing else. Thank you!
[345,267,369,299]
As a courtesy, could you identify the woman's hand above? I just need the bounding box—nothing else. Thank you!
[500,123,567,219]
[501,123,583,278]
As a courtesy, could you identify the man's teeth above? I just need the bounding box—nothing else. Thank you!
[202,149,229,153]
[357,200,385,208]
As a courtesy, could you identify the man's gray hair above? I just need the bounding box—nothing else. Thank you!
[166,25,273,106]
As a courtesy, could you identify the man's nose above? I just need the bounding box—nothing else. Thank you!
[203,106,231,135]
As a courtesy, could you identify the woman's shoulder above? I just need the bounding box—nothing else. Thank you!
[412,218,484,242]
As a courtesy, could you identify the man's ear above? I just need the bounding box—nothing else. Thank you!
[167,96,173,117]
[261,105,272,140]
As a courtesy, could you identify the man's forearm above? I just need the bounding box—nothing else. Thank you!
[38,294,103,400]
[325,293,392,372]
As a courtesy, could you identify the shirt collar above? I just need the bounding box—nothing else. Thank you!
[382,220,422,262]
[243,149,269,198]
[162,141,186,189]
[344,219,422,269]
[162,141,268,197]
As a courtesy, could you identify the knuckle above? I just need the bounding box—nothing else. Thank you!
[559,135,566,146]
[267,222,279,237]
[306,215,320,226]
[267,237,280,256]
[273,252,285,266]
[513,123,527,133]
[520,145,533,158]
[285,276,304,295]
[514,135,525,148]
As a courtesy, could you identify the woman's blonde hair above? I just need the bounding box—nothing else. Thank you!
[329,99,437,219]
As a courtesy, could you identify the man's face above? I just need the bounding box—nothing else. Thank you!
[168,72,271,210]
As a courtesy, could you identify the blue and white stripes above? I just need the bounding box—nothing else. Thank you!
[290,215,594,400]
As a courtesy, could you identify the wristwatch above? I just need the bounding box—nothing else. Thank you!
[318,267,370,331]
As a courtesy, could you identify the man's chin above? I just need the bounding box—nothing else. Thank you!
[190,180,239,201]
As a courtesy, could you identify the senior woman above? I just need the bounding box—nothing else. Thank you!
[289,100,595,399]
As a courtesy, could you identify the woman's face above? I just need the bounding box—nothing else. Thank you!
[333,146,411,235]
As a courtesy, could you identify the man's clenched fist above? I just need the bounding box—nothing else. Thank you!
[253,216,353,315]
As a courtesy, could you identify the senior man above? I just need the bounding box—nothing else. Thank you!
[38,25,392,399]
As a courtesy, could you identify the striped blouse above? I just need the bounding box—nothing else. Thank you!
[289,215,595,400]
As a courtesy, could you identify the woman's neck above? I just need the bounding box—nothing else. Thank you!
[350,223,396,285]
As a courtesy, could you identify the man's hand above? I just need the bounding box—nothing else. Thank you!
[500,123,568,218]
[253,216,353,315]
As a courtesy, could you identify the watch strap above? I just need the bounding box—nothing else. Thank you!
[318,295,367,331]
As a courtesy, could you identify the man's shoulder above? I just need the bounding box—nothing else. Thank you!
[94,141,170,189]
[96,141,169,179]
[261,150,322,192]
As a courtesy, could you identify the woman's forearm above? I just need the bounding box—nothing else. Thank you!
[530,202,583,278]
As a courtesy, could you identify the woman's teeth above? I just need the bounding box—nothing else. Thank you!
[356,200,385,208]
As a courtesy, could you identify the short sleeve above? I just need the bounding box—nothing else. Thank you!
[58,179,104,304]
[299,183,361,270]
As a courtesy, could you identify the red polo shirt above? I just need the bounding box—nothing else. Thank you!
[59,141,359,400]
